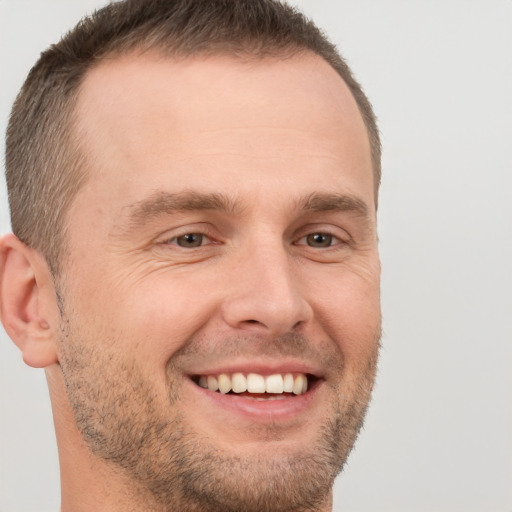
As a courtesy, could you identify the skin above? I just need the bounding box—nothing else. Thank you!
[0,52,381,511]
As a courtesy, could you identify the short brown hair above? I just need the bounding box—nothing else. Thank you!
[5,0,381,274]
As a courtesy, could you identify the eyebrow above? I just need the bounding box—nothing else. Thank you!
[299,192,369,217]
[121,189,370,232]
[123,190,244,229]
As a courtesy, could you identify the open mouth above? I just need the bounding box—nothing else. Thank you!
[192,372,318,399]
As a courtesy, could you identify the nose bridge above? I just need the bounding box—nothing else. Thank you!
[221,234,312,335]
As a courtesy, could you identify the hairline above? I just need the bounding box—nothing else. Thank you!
[55,45,378,275]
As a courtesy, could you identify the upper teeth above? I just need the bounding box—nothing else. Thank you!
[197,373,308,395]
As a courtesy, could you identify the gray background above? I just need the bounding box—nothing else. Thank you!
[1,1,511,511]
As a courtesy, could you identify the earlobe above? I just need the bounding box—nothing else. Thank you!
[0,233,59,368]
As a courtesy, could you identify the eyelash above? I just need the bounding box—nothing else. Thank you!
[162,230,347,250]
[163,232,214,248]
[295,232,345,248]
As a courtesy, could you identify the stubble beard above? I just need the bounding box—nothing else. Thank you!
[57,308,380,512]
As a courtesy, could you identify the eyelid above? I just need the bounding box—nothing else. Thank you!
[295,234,340,248]
[166,233,213,247]
[155,223,220,246]
[293,225,351,247]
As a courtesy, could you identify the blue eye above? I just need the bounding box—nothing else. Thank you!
[175,233,204,248]
[306,233,333,247]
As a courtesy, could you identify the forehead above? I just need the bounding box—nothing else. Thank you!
[71,52,374,218]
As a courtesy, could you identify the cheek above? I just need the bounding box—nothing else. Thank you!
[308,265,381,362]
[105,272,223,366]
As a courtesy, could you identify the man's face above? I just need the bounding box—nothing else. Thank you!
[56,53,381,511]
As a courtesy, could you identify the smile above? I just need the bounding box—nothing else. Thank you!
[194,372,310,397]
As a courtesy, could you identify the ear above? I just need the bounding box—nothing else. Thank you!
[0,233,59,368]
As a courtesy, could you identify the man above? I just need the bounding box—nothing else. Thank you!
[0,0,381,511]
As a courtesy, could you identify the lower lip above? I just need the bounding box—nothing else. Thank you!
[185,378,321,422]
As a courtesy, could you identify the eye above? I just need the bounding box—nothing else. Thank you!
[305,233,334,248]
[173,233,209,248]
[294,229,352,262]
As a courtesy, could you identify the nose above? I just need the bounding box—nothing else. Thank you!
[220,241,313,337]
